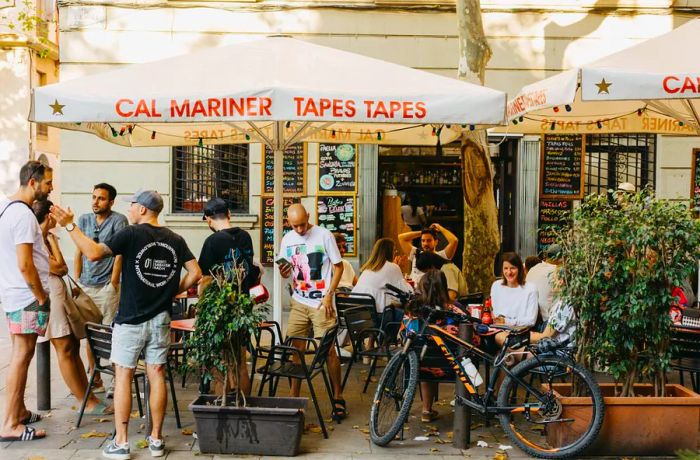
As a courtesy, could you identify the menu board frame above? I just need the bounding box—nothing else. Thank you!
[316,195,357,257]
[691,148,700,213]
[260,196,301,266]
[261,143,307,197]
[317,143,359,195]
[539,134,585,200]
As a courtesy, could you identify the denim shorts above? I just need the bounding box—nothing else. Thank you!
[111,311,171,368]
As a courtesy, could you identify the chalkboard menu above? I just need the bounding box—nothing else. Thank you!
[691,149,700,213]
[317,195,356,256]
[260,196,301,265]
[263,144,306,196]
[318,143,357,194]
[537,199,572,253]
[540,134,585,199]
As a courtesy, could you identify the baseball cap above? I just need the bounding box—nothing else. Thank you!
[202,197,229,220]
[545,243,562,259]
[123,189,164,213]
[617,182,636,193]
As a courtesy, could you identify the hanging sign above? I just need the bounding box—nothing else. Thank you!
[318,143,358,194]
[692,149,700,214]
[260,196,300,265]
[317,195,356,256]
[263,144,306,196]
[537,199,572,254]
[540,134,585,199]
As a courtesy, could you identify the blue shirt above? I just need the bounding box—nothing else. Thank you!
[77,211,128,286]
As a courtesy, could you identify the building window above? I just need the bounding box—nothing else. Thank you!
[36,71,48,138]
[585,133,656,195]
[172,144,249,214]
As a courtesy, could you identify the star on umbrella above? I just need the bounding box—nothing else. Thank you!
[49,99,65,115]
[595,78,612,95]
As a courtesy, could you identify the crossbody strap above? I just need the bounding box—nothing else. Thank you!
[0,200,32,221]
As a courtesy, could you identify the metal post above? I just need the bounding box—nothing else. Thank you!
[36,340,51,410]
[453,320,472,449]
[272,121,285,337]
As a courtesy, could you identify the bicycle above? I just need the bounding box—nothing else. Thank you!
[368,285,604,459]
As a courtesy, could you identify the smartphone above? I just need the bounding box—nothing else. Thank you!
[275,257,292,269]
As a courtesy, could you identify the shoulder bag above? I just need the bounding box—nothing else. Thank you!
[62,275,103,339]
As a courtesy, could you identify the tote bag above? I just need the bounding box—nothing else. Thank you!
[62,275,103,339]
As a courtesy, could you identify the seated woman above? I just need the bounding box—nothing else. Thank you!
[352,238,412,325]
[490,252,538,347]
[403,269,459,423]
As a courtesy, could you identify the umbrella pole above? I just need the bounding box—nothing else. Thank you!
[272,121,285,336]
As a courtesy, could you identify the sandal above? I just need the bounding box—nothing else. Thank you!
[421,410,439,423]
[331,399,348,422]
[0,425,46,442]
[21,411,42,425]
[83,401,114,416]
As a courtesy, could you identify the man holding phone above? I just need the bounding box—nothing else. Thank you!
[277,203,347,420]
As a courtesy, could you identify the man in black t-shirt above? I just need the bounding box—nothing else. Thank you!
[51,190,202,460]
[198,198,259,395]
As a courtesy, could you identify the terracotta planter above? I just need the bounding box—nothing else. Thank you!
[548,383,700,456]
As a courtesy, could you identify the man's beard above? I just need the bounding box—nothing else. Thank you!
[93,207,109,215]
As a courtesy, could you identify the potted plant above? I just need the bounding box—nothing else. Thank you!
[187,266,307,456]
[552,188,700,456]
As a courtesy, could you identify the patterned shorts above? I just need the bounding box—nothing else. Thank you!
[5,299,50,336]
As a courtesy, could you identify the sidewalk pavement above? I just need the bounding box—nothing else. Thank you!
[0,322,685,459]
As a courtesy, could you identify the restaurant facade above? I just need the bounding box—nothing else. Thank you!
[55,1,700,285]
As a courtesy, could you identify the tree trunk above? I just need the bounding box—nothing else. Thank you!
[456,0,500,293]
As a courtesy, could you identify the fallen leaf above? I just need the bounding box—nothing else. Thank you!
[426,431,440,437]
[446,431,453,439]
[470,423,483,430]
[434,438,446,444]
[130,411,140,419]
[80,431,109,438]
[359,428,370,434]
[71,406,77,411]
[352,425,360,429]
[425,425,439,431]
[494,452,508,460]
[139,424,145,429]
[96,418,110,423]
[430,447,440,452]
[181,428,193,435]
[305,423,323,434]
[135,439,149,449]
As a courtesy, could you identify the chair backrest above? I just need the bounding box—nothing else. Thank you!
[335,292,376,327]
[458,292,484,305]
[343,306,378,347]
[85,322,113,368]
[672,329,700,359]
[310,324,340,372]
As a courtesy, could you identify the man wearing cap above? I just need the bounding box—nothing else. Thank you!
[615,182,636,207]
[75,183,128,395]
[525,244,562,330]
[198,197,259,395]
[51,190,202,460]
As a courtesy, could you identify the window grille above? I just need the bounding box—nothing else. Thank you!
[172,144,249,214]
[585,134,656,195]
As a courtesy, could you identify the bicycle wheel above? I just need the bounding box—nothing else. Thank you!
[369,349,419,446]
[497,354,604,459]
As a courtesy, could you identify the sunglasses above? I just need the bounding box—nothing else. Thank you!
[26,162,46,181]
[93,227,100,243]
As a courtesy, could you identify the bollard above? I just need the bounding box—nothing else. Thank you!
[453,320,472,449]
[36,340,51,410]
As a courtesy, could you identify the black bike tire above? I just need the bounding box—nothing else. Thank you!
[496,355,604,459]
[369,349,419,446]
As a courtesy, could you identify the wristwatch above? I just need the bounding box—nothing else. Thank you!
[65,222,76,232]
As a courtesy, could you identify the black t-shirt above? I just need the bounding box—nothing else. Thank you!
[106,224,195,325]
[198,227,259,293]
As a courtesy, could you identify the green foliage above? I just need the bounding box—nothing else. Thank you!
[1,0,51,57]
[558,188,700,397]
[185,265,269,407]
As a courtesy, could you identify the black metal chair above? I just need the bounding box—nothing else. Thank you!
[335,292,377,357]
[671,327,700,392]
[249,320,283,382]
[341,306,402,392]
[257,324,339,438]
[458,292,484,306]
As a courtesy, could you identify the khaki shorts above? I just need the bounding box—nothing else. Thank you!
[286,298,336,339]
[79,282,120,326]
[46,275,71,340]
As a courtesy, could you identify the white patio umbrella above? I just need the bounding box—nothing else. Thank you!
[30,36,507,327]
[504,18,700,135]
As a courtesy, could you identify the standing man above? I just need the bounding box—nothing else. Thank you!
[198,197,259,395]
[51,190,202,460]
[398,224,458,282]
[0,161,52,443]
[277,204,347,420]
[75,183,128,395]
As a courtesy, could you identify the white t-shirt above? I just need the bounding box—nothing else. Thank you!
[525,261,558,321]
[408,246,448,283]
[0,199,50,312]
[278,225,342,308]
[353,261,413,312]
[401,205,425,226]
[489,280,539,328]
[339,259,356,289]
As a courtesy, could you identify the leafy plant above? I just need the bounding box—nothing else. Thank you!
[185,264,269,407]
[558,188,700,397]
[1,0,52,57]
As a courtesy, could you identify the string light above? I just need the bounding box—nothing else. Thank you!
[680,121,685,127]
[550,121,556,130]
[377,132,382,141]
[596,120,603,129]
[431,126,436,136]
[127,125,133,134]
[245,134,250,140]
[331,130,336,139]
[637,109,643,116]
[119,126,126,136]
[461,124,466,128]
[469,125,475,131]
[512,119,518,125]
[285,121,291,128]
[553,106,560,113]
[445,124,451,129]
[565,105,572,112]
[151,131,156,140]
[436,126,443,137]
[519,116,524,122]
[198,138,204,147]
[110,126,118,137]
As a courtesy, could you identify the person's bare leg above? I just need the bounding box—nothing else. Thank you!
[85,342,103,388]
[326,348,343,400]
[146,364,167,441]
[237,348,251,396]
[113,365,135,445]
[1,334,46,438]
[421,382,436,414]
[8,334,29,423]
[51,336,103,411]
[289,339,307,397]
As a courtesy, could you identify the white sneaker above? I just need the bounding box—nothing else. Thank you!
[146,436,165,457]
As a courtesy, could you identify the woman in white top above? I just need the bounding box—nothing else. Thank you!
[352,238,412,316]
[400,194,426,231]
[490,252,538,346]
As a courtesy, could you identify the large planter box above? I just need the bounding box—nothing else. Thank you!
[548,383,700,456]
[190,395,307,456]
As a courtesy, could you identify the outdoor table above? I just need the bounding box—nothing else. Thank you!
[171,318,196,333]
